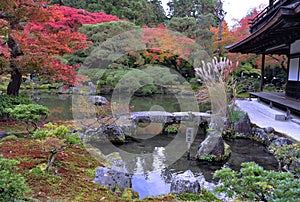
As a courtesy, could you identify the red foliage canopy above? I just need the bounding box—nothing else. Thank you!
[141,24,197,65]
[0,1,119,85]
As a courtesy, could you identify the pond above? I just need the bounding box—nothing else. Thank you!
[96,131,278,199]
[34,93,209,121]
[34,93,278,199]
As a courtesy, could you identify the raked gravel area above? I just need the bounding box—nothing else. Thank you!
[235,98,300,142]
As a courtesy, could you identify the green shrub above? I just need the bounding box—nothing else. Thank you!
[30,163,47,176]
[32,123,82,146]
[264,84,277,92]
[135,84,157,96]
[32,123,70,139]
[0,94,31,117]
[268,143,300,171]
[164,124,180,134]
[234,78,260,94]
[32,123,82,171]
[65,133,82,146]
[214,162,300,201]
[5,104,49,132]
[175,190,221,201]
[189,77,201,90]
[228,105,244,122]
[0,155,31,201]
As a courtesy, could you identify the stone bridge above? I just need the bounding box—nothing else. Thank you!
[129,111,211,124]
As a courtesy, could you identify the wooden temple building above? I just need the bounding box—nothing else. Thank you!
[227,0,300,115]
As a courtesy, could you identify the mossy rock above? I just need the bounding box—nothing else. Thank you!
[197,143,231,162]
[121,188,139,200]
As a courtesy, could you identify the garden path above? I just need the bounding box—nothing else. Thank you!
[236,98,300,142]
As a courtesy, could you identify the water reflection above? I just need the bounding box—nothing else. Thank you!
[32,93,198,121]
[132,147,170,198]
[132,171,171,199]
[28,93,278,198]
[111,133,278,199]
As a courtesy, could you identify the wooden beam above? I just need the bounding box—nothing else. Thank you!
[260,53,266,91]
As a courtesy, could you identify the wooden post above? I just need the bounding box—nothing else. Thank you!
[260,53,266,91]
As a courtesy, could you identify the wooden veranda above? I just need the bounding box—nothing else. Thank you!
[249,92,300,116]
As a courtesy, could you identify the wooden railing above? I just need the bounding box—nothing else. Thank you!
[250,0,287,31]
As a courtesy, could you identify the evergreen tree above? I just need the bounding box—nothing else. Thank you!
[166,0,220,55]
[48,0,166,26]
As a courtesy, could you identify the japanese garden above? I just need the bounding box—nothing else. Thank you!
[0,0,299,201]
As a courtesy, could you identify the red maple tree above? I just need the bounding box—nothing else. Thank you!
[0,1,119,95]
[139,24,201,78]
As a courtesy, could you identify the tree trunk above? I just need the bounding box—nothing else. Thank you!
[7,37,23,96]
[7,66,22,96]
[46,151,56,172]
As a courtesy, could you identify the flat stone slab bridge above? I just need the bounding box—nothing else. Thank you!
[129,111,211,124]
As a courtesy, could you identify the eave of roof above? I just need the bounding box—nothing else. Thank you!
[226,2,300,55]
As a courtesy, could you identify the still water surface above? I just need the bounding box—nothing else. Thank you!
[35,93,278,199]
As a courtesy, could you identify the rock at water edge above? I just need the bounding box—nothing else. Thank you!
[196,130,225,159]
[94,167,132,192]
[170,170,201,194]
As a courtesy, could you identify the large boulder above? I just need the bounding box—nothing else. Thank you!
[170,170,201,194]
[103,123,126,142]
[94,167,132,192]
[115,116,137,137]
[81,123,125,143]
[196,130,225,160]
[289,160,300,179]
[88,96,108,105]
[234,113,252,136]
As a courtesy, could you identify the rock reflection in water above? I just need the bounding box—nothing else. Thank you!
[111,133,278,199]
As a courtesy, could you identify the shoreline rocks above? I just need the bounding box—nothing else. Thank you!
[80,123,125,143]
[170,170,201,194]
[196,130,225,161]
